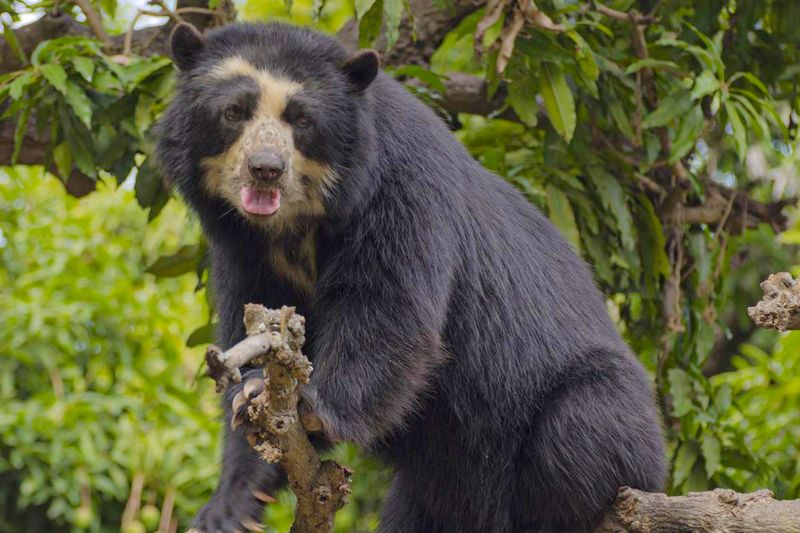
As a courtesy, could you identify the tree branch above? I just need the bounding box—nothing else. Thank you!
[72,0,114,46]
[589,1,658,25]
[597,487,800,532]
[204,305,351,533]
[748,272,800,331]
[675,182,792,233]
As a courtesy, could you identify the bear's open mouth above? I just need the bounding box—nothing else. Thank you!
[240,185,282,216]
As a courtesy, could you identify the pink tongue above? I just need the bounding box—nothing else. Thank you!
[240,186,281,215]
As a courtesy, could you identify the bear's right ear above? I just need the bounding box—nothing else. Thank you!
[342,50,380,91]
[170,23,206,71]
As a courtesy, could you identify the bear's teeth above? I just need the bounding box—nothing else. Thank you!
[240,186,281,216]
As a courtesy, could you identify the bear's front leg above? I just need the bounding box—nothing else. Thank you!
[300,252,452,448]
[191,369,286,533]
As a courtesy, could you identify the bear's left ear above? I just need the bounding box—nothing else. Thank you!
[171,23,206,71]
[342,50,380,91]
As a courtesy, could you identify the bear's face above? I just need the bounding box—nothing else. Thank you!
[163,23,379,234]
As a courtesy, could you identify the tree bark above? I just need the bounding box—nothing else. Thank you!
[748,272,800,331]
[204,305,350,533]
[597,487,800,532]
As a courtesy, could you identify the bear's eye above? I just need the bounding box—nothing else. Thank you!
[223,105,245,123]
[294,113,312,129]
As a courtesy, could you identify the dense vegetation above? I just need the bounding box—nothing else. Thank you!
[1,0,799,531]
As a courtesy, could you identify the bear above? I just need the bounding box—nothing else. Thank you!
[156,21,666,533]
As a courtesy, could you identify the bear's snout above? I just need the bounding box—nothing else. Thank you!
[248,147,286,183]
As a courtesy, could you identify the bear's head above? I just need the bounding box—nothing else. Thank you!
[158,23,379,234]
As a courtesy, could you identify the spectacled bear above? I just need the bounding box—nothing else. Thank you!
[157,21,666,533]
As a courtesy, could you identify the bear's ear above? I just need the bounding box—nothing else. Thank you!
[171,23,206,71]
[342,49,380,91]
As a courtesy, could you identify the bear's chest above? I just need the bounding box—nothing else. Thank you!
[267,227,318,299]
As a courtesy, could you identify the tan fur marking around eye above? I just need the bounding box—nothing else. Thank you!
[199,57,339,237]
[208,57,301,121]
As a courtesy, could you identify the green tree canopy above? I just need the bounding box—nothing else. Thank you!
[2,0,800,530]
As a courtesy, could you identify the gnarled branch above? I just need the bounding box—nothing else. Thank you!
[748,272,800,331]
[204,305,351,533]
[598,487,800,532]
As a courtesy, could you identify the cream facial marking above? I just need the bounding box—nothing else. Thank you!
[208,57,301,120]
[199,56,337,236]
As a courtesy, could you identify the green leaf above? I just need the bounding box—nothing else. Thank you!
[507,77,539,127]
[635,194,670,288]
[642,91,693,129]
[625,58,681,74]
[545,185,580,251]
[358,0,383,47]
[723,101,747,161]
[728,71,768,96]
[606,89,634,140]
[2,20,26,65]
[581,229,613,285]
[655,38,717,73]
[146,245,201,278]
[187,322,217,347]
[668,368,693,417]
[701,435,721,478]
[59,104,96,178]
[310,0,324,19]
[136,159,162,206]
[71,56,95,82]
[7,71,33,100]
[64,80,92,129]
[92,69,122,93]
[128,57,172,88]
[383,0,403,46]
[39,63,67,94]
[540,63,576,142]
[392,66,447,94]
[355,0,377,19]
[100,0,117,17]
[690,70,720,100]
[134,94,156,136]
[715,383,731,413]
[586,166,635,250]
[684,462,710,492]
[52,141,73,181]
[11,104,32,165]
[566,30,599,82]
[673,440,700,487]
[670,106,704,163]
[730,94,770,140]
[683,21,725,76]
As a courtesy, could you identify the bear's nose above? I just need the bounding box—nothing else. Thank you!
[248,149,285,182]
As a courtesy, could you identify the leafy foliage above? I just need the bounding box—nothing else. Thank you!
[1,0,800,530]
[0,166,216,532]
[0,36,174,217]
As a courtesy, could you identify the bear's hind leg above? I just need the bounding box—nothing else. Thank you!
[377,473,437,533]
[514,361,666,532]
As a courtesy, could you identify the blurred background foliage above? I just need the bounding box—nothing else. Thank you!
[1,0,800,531]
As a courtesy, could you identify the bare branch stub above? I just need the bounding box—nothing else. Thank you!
[597,487,800,532]
[748,272,800,331]
[205,304,351,533]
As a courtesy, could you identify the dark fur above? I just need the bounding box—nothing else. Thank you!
[157,22,666,533]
